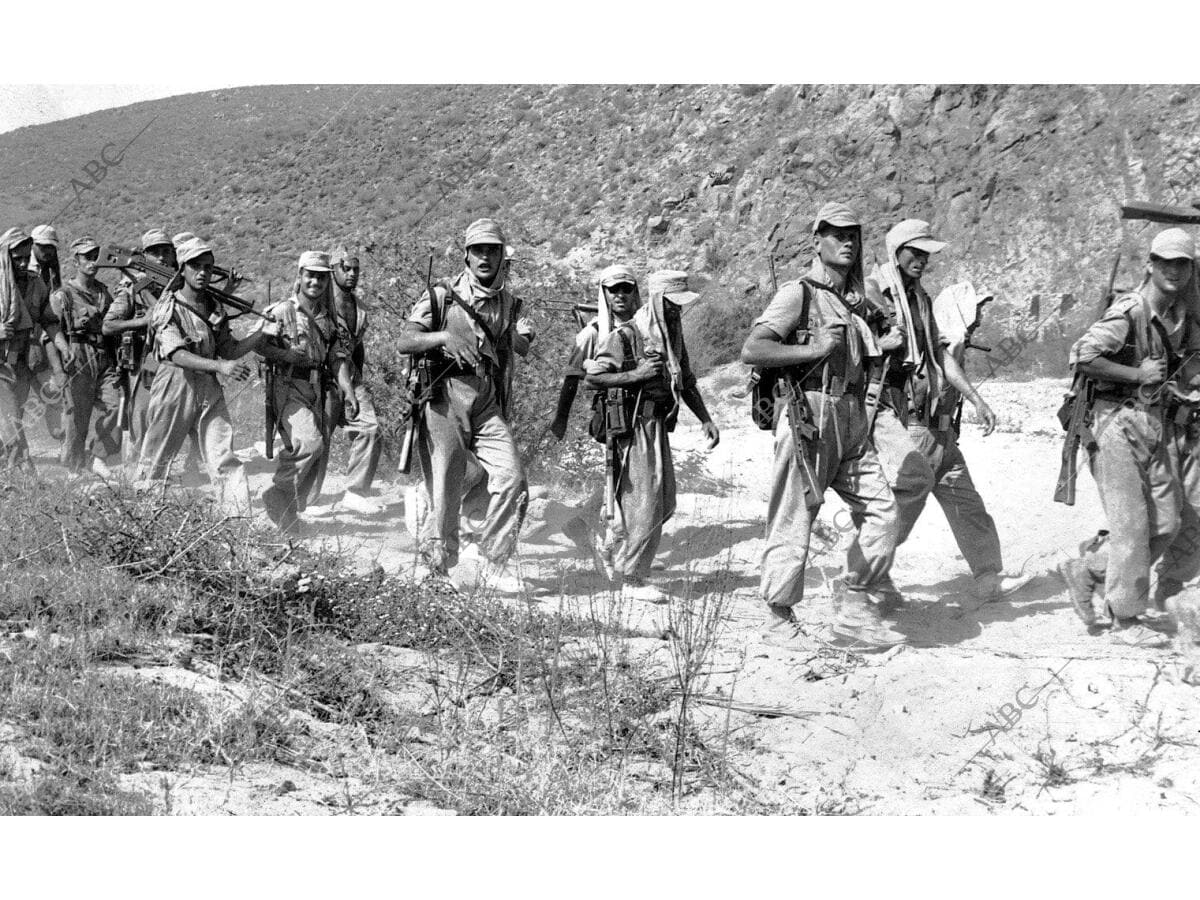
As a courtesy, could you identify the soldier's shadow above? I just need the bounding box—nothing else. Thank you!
[659,520,763,567]
[672,448,739,497]
[890,572,1070,647]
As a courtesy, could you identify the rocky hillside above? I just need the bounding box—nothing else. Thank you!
[2,83,1197,382]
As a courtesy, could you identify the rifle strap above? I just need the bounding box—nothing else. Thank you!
[444,281,501,348]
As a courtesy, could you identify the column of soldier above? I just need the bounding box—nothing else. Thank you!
[2,209,1197,655]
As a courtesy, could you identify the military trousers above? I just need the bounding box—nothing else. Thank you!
[268,374,327,521]
[1085,398,1180,619]
[610,413,676,579]
[760,390,899,610]
[135,364,251,516]
[307,378,382,504]
[60,344,120,472]
[873,409,1003,578]
[415,373,527,570]
[0,332,35,471]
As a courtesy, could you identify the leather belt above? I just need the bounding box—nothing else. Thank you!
[68,333,104,346]
[281,364,317,380]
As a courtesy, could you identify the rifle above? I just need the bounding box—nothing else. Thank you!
[263,278,276,460]
[96,246,274,323]
[1053,253,1119,505]
[397,256,438,475]
[115,320,136,446]
[1120,200,1200,226]
[742,224,784,416]
[1053,372,1096,506]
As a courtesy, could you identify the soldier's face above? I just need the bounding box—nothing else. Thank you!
[301,269,330,300]
[466,243,503,285]
[33,244,57,267]
[603,281,638,319]
[10,240,32,272]
[815,226,859,270]
[334,260,359,291]
[183,253,214,291]
[76,248,100,276]
[896,245,930,280]
[1150,255,1193,296]
[145,244,177,268]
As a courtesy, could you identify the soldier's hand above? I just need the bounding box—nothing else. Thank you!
[549,417,568,441]
[221,359,253,382]
[49,369,68,393]
[345,396,360,420]
[812,324,844,355]
[516,316,536,339]
[441,330,480,367]
[701,421,720,449]
[633,355,663,380]
[973,398,997,436]
[0,323,12,339]
[259,320,282,340]
[1138,356,1167,386]
[878,328,904,352]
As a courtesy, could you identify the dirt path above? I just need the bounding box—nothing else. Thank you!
[23,366,1200,813]
[278,365,1200,813]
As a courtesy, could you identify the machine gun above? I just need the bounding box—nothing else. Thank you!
[397,256,440,475]
[96,246,272,322]
[1053,253,1120,505]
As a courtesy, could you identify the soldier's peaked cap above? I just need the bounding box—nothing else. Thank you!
[464,218,506,247]
[141,229,172,251]
[648,270,699,306]
[888,219,947,255]
[177,238,213,265]
[1150,228,1195,260]
[30,225,58,246]
[812,202,861,233]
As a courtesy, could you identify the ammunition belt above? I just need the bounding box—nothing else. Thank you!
[280,364,318,380]
[795,373,854,398]
[437,358,494,379]
[1093,389,1166,410]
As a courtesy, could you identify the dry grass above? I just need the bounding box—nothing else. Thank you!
[0,471,765,815]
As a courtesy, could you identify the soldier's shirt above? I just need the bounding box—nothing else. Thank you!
[49,279,113,336]
[566,319,602,377]
[9,273,50,334]
[866,274,945,414]
[1071,289,1200,392]
[407,271,517,367]
[591,317,697,405]
[753,268,872,389]
[265,295,349,370]
[154,292,237,361]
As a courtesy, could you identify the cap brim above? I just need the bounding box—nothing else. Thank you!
[664,290,700,306]
[813,216,860,232]
[1152,250,1194,260]
[601,277,636,287]
[302,265,333,272]
[33,239,57,247]
[904,237,948,254]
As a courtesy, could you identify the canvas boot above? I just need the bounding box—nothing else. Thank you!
[833,590,906,651]
[1058,557,1098,629]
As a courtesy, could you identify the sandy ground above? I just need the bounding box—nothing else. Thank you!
[18,365,1200,813]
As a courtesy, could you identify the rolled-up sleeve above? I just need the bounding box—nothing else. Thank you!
[156,320,189,360]
[406,290,435,331]
[1071,301,1132,367]
[565,325,597,377]
[753,282,806,339]
[592,329,628,375]
[104,290,132,325]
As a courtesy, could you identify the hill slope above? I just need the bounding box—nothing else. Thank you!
[3,83,1198,417]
